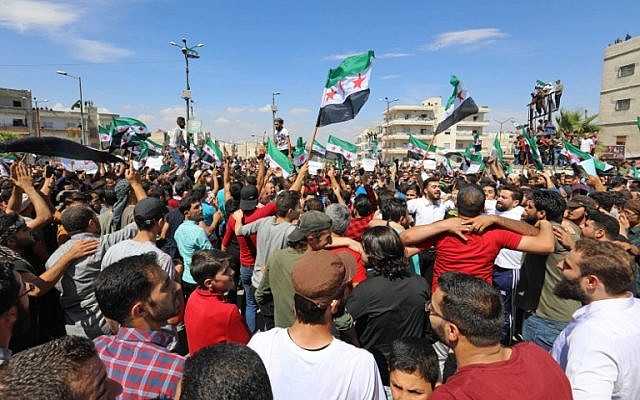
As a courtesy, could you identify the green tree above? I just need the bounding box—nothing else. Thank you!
[555,109,600,138]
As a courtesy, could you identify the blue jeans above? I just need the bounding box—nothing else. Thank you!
[240,266,257,333]
[522,313,568,351]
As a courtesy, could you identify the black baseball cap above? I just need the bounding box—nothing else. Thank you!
[134,198,167,225]
[240,185,259,211]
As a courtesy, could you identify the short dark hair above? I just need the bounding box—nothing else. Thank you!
[95,253,161,325]
[574,239,635,295]
[293,293,327,325]
[363,226,409,280]
[586,210,620,240]
[457,185,485,217]
[303,197,324,212]
[102,189,117,206]
[424,176,440,186]
[0,335,98,400]
[179,195,201,214]
[388,337,439,389]
[589,191,614,212]
[380,198,407,223]
[532,189,566,223]
[60,205,96,234]
[0,261,19,315]
[438,272,503,347]
[353,194,373,217]
[179,344,272,400]
[498,184,523,203]
[275,190,300,218]
[191,249,231,288]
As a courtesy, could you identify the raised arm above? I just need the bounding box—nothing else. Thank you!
[124,161,147,201]
[8,163,53,230]
[400,218,469,245]
[34,239,99,296]
[256,146,266,191]
[516,220,555,254]
[223,158,232,202]
[464,215,539,236]
[290,162,308,193]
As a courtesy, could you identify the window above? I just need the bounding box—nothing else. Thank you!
[420,128,427,134]
[420,114,428,119]
[473,116,478,121]
[444,131,451,135]
[443,143,451,149]
[616,99,631,111]
[618,64,635,78]
[12,100,22,107]
[456,142,465,149]
[12,119,24,127]
[616,136,627,145]
[472,130,479,134]
[404,114,410,120]
[43,121,54,129]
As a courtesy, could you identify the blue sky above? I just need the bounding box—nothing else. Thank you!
[0,0,638,142]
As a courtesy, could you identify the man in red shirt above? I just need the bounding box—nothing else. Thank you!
[428,272,572,400]
[401,184,554,291]
[345,194,375,241]
[184,249,250,354]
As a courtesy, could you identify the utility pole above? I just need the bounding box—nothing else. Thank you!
[494,117,516,141]
[34,97,48,138]
[272,91,280,135]
[57,71,85,144]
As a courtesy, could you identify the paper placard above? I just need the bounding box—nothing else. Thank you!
[362,158,377,172]
[465,163,482,174]
[308,160,325,176]
[423,159,437,170]
[187,120,202,134]
[60,159,98,174]
[146,156,164,171]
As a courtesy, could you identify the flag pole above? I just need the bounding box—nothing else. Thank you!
[307,125,320,154]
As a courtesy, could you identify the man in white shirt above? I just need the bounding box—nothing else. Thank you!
[249,249,386,400]
[579,135,595,155]
[552,238,640,400]
[169,117,186,167]
[490,185,524,344]
[407,177,454,226]
[273,118,292,156]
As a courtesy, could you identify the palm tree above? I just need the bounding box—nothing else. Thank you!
[555,109,600,138]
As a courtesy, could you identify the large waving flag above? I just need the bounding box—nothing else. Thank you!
[326,135,358,162]
[317,51,374,127]
[108,117,148,151]
[293,137,308,167]
[407,134,439,159]
[562,140,612,172]
[491,135,513,174]
[522,128,544,171]
[435,75,479,134]
[266,138,294,177]
[203,138,223,166]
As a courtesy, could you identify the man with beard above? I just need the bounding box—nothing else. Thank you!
[407,177,453,226]
[517,189,581,350]
[551,239,640,400]
[491,185,525,344]
[94,253,185,399]
[175,195,213,299]
[428,272,571,400]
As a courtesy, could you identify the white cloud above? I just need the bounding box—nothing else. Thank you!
[323,52,361,61]
[0,0,79,32]
[158,106,185,127]
[135,113,155,125]
[97,107,111,113]
[289,107,311,115]
[214,117,231,125]
[380,74,401,80]
[224,106,247,113]
[67,38,132,63]
[51,102,69,111]
[378,52,414,59]
[427,28,507,51]
[257,104,271,113]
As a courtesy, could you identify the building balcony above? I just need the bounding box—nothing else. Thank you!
[383,119,437,127]
[456,120,490,127]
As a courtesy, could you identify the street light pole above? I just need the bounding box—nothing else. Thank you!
[272,91,280,135]
[494,117,516,142]
[57,70,85,145]
[33,97,48,138]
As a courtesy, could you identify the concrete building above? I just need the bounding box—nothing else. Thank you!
[599,35,640,156]
[0,88,33,136]
[0,87,118,147]
[355,126,382,159]
[380,97,491,161]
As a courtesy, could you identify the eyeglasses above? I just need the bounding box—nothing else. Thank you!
[19,281,35,298]
[425,300,447,321]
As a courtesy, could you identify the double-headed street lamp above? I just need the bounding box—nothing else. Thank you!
[380,96,399,114]
[56,70,85,145]
[169,39,204,123]
[494,117,517,141]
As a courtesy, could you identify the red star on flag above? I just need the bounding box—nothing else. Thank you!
[352,73,366,89]
[325,88,337,101]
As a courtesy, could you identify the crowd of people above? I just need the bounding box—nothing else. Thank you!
[0,116,639,400]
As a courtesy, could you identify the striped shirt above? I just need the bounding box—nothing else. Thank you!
[94,327,184,399]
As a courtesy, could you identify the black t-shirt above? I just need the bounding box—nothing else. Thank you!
[346,272,428,384]
[160,208,184,259]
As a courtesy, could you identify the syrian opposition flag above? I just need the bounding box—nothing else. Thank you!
[326,135,358,162]
[98,125,111,143]
[293,137,308,167]
[562,140,612,172]
[521,128,544,171]
[266,138,295,177]
[203,138,223,166]
[491,135,513,174]
[435,75,479,134]
[407,134,439,159]
[317,51,374,127]
[108,117,148,151]
[312,140,326,157]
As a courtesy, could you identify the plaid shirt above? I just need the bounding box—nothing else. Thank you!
[94,327,185,399]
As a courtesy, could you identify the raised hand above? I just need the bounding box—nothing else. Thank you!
[11,162,34,190]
